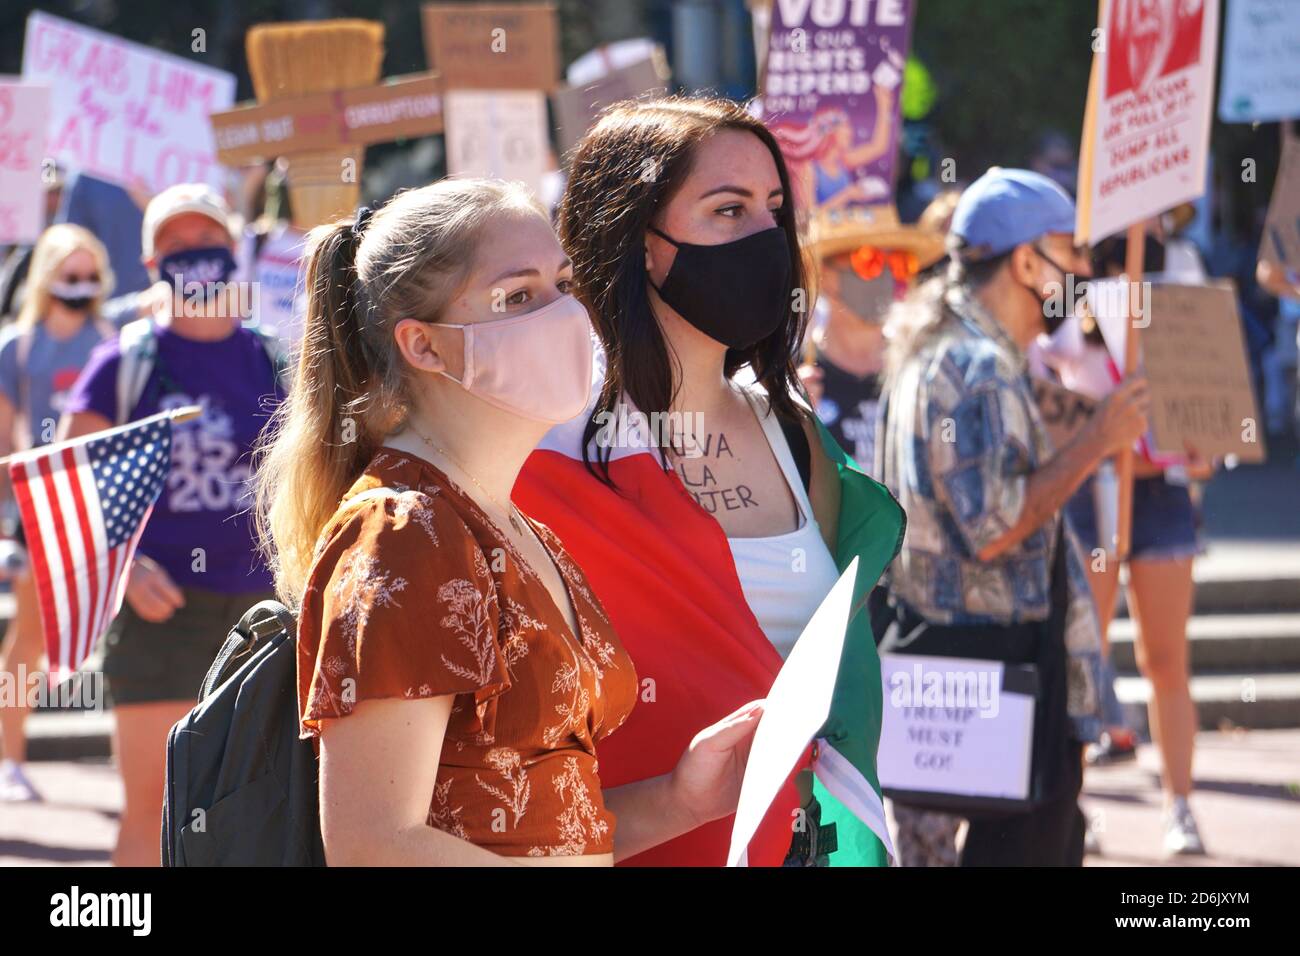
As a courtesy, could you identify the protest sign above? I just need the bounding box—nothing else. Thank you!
[443,89,549,197]
[0,82,51,245]
[759,0,914,223]
[552,51,669,156]
[877,654,1037,807]
[1075,0,1220,245]
[210,74,444,166]
[238,224,308,347]
[1031,377,1099,452]
[21,11,236,193]
[727,559,867,866]
[421,3,559,91]
[1218,0,1300,123]
[1259,128,1300,273]
[1139,282,1266,463]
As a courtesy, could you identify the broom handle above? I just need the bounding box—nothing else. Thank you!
[1114,221,1146,562]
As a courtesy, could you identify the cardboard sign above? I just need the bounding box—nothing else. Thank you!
[878,654,1036,804]
[21,11,236,192]
[211,74,444,165]
[1031,377,1099,452]
[1075,0,1220,245]
[552,53,668,156]
[1141,282,1266,462]
[0,82,51,245]
[1259,129,1300,272]
[444,89,548,196]
[1218,0,1300,123]
[421,3,558,91]
[760,0,914,222]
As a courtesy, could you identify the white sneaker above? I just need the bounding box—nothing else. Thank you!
[1163,797,1206,857]
[0,759,41,803]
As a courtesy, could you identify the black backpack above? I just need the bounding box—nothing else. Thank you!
[162,599,326,866]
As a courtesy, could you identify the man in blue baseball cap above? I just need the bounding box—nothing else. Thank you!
[874,167,1150,867]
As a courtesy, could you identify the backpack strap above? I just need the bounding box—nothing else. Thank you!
[115,317,159,426]
[12,325,36,448]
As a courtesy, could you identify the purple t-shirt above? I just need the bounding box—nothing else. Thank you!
[64,325,284,594]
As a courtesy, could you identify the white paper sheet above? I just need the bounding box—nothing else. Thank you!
[726,557,858,867]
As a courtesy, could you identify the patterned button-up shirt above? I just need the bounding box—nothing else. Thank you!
[878,286,1102,740]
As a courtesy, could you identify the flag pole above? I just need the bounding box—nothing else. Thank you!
[0,405,203,470]
[1114,221,1146,561]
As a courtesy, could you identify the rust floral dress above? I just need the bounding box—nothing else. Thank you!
[298,448,638,857]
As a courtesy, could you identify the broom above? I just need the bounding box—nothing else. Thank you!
[246,20,385,230]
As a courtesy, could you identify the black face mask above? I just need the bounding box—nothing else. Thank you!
[51,294,95,311]
[648,225,793,350]
[1027,246,1083,336]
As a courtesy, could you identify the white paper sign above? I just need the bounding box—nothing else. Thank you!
[443,89,548,198]
[877,654,1034,801]
[1218,0,1300,123]
[726,558,858,867]
[1076,0,1220,244]
[0,82,51,245]
[239,223,308,348]
[21,11,236,193]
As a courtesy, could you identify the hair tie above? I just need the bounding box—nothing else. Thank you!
[351,204,374,240]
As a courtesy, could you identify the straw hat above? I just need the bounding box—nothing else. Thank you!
[805,204,946,267]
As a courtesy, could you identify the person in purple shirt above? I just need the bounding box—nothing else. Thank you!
[60,183,287,867]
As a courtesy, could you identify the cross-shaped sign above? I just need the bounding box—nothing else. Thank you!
[209,21,446,229]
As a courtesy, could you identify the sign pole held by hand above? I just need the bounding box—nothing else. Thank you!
[1114,220,1145,562]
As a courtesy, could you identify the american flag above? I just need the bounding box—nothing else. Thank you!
[9,411,174,682]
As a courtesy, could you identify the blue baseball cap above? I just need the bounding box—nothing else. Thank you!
[949,167,1077,262]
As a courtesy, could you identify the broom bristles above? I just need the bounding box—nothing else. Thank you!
[247,20,385,101]
[245,20,386,230]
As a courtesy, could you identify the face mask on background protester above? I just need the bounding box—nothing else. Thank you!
[434,293,594,424]
[647,225,793,350]
[157,245,239,301]
[48,278,102,312]
[1026,245,1086,336]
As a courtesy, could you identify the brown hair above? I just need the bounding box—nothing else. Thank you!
[558,95,811,484]
[252,178,544,604]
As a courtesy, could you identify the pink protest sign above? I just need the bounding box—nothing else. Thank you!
[0,82,51,244]
[21,11,236,193]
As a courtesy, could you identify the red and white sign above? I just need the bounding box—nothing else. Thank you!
[0,81,51,245]
[21,12,236,193]
[1076,0,1220,244]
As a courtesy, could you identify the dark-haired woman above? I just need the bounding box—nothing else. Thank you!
[514,97,905,867]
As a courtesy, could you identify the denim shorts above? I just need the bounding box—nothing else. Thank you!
[1065,474,1200,562]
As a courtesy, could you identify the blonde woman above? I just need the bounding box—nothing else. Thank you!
[253,178,761,864]
[0,224,114,801]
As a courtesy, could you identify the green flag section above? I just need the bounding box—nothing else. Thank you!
[811,417,906,866]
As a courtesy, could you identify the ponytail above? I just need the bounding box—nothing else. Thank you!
[252,178,545,605]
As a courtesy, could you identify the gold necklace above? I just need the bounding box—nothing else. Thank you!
[408,426,525,535]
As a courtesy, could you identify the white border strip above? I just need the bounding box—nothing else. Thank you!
[814,738,896,861]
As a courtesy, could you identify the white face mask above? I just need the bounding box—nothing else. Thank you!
[435,293,595,425]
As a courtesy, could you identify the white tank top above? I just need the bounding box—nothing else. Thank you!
[726,388,842,660]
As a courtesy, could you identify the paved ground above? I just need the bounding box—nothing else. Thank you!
[3,729,1297,866]
[1082,729,1300,867]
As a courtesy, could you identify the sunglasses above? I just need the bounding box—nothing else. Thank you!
[849,245,920,282]
[59,272,101,284]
